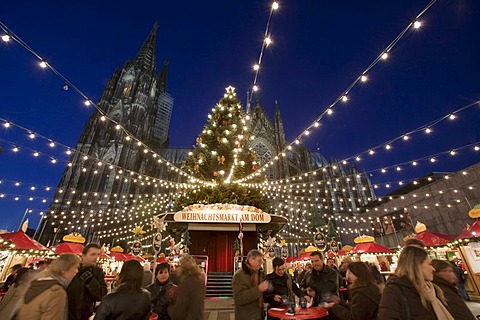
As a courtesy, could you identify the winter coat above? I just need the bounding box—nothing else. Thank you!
[167,273,205,320]
[330,284,381,320]
[146,278,177,320]
[232,261,265,320]
[432,275,475,320]
[263,271,305,308]
[94,285,151,320]
[0,282,29,319]
[142,270,154,288]
[378,275,451,320]
[67,265,107,320]
[16,276,68,320]
[300,265,339,296]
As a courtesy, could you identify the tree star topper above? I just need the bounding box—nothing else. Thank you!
[225,86,236,94]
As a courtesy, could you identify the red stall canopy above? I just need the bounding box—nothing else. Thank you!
[457,220,480,239]
[415,231,456,247]
[124,253,145,262]
[108,252,128,261]
[351,242,394,254]
[0,231,50,251]
[52,242,84,255]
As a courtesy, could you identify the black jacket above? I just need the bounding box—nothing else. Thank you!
[300,265,339,296]
[263,272,305,308]
[432,275,475,320]
[378,275,452,320]
[67,265,107,320]
[331,284,381,320]
[94,287,151,320]
[146,279,176,319]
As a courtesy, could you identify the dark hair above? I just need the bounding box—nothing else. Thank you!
[432,259,453,273]
[348,262,376,291]
[82,243,101,255]
[14,268,32,288]
[327,258,335,263]
[155,262,171,275]
[310,251,323,260]
[37,261,46,267]
[117,260,144,293]
[272,257,285,267]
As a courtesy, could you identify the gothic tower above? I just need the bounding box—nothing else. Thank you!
[40,24,174,244]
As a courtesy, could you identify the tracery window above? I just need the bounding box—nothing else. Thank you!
[252,143,272,164]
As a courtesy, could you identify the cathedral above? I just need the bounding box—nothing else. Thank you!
[39,25,376,248]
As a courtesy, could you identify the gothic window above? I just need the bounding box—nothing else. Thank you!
[252,143,272,164]
[123,81,132,97]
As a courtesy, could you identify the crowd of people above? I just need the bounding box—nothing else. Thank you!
[233,245,475,320]
[0,243,206,320]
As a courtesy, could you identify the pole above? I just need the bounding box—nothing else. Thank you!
[33,213,44,239]
[17,208,30,231]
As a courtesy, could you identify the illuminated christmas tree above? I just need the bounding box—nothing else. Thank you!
[176,86,268,210]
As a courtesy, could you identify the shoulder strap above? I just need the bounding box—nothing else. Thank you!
[398,285,411,320]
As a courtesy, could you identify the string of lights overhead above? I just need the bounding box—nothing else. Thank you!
[235,0,438,183]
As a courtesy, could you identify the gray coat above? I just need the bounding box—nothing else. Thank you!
[232,261,265,320]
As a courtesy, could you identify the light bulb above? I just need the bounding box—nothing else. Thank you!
[39,61,47,68]
[413,21,422,29]
[272,2,279,10]
[253,64,260,71]
[1,34,10,42]
[381,53,388,60]
[361,75,367,82]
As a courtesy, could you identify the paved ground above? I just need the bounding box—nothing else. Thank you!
[204,298,480,320]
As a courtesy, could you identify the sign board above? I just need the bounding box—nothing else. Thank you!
[174,204,271,224]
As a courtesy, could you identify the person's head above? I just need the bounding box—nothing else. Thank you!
[49,253,81,283]
[326,258,336,268]
[143,262,151,272]
[272,257,286,277]
[13,267,32,288]
[432,259,457,285]
[82,243,101,267]
[10,264,22,275]
[396,246,435,307]
[341,256,353,267]
[404,238,425,248]
[177,255,203,281]
[306,286,317,298]
[246,249,264,272]
[346,262,376,290]
[309,251,324,271]
[155,262,171,283]
[117,260,144,292]
[304,262,312,272]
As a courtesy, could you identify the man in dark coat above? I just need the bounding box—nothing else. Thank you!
[264,257,310,319]
[67,243,107,320]
[300,251,339,297]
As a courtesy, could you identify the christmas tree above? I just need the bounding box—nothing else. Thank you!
[176,86,269,210]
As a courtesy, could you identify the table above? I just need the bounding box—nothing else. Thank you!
[267,306,328,319]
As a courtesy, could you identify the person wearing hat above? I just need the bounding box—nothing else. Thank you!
[1,263,22,292]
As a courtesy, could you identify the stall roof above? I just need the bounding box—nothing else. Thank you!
[52,242,84,255]
[457,219,480,239]
[415,231,456,247]
[351,242,394,254]
[0,231,49,251]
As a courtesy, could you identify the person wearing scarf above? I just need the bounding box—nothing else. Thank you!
[379,246,454,320]
[14,254,81,320]
[233,249,269,320]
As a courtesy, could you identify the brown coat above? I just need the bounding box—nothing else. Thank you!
[433,275,475,320]
[17,277,68,320]
[168,273,205,320]
[232,261,265,320]
[331,284,381,320]
[378,275,450,320]
[0,282,28,319]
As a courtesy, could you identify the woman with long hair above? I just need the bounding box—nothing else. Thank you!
[94,260,151,320]
[168,255,205,320]
[15,253,81,320]
[378,246,454,319]
[324,261,381,320]
[431,259,475,320]
[0,267,32,319]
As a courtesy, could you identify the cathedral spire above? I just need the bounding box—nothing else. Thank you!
[158,60,169,93]
[134,22,158,74]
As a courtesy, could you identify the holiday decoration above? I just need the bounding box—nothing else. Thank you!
[130,224,146,235]
[62,233,86,244]
[313,228,326,251]
[131,240,142,256]
[181,230,191,254]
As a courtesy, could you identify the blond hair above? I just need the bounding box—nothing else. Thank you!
[49,253,81,277]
